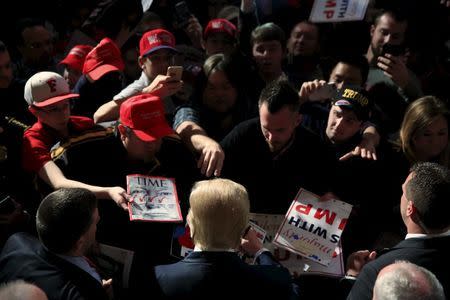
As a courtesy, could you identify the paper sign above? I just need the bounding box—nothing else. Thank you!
[309,0,369,23]
[273,189,352,266]
[248,213,345,277]
[127,175,183,222]
[249,221,267,245]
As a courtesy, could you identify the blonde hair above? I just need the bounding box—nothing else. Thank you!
[187,178,249,250]
[400,96,449,167]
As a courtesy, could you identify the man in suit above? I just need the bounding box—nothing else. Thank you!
[0,188,110,300]
[150,178,296,299]
[345,162,450,299]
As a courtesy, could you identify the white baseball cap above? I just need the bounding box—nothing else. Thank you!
[24,71,79,107]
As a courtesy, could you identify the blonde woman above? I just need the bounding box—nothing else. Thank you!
[399,96,449,168]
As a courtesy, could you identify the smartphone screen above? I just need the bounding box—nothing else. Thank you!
[381,44,405,57]
[167,66,183,81]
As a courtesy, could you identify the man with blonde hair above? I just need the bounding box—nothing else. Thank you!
[149,178,295,299]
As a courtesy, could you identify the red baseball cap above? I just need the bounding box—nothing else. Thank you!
[120,94,174,142]
[139,29,177,57]
[59,45,93,72]
[24,71,79,107]
[82,38,124,81]
[204,19,237,39]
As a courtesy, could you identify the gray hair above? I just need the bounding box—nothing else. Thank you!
[373,261,445,300]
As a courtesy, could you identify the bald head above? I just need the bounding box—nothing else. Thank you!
[373,261,445,300]
[0,280,48,300]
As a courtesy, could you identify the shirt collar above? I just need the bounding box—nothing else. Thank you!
[405,229,450,240]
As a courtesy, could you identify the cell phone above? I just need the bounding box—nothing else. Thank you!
[381,43,405,57]
[167,66,183,81]
[308,83,337,101]
[174,1,192,28]
[0,195,17,215]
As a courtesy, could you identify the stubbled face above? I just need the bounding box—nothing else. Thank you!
[413,115,448,161]
[0,50,13,88]
[287,22,319,57]
[329,62,363,90]
[140,49,174,81]
[32,100,71,131]
[370,14,407,58]
[326,105,362,144]
[121,128,162,162]
[202,70,237,113]
[252,40,284,77]
[259,102,300,152]
[19,25,53,67]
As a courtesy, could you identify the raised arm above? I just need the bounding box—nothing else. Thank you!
[38,160,129,210]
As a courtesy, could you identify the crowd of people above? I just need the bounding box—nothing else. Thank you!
[0,0,449,299]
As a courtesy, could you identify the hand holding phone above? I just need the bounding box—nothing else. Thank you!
[167,66,183,81]
[308,83,337,101]
[381,43,405,57]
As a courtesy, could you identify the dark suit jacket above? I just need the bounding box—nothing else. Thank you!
[347,235,450,300]
[151,251,296,300]
[0,232,108,300]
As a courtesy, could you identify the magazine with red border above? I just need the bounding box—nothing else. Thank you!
[126,174,183,223]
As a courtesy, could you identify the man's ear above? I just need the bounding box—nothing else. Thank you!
[370,25,375,38]
[406,200,416,218]
[117,124,127,142]
[187,210,194,239]
[138,56,146,70]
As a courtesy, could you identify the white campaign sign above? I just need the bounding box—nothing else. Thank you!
[273,189,352,266]
[248,213,345,277]
[309,0,369,23]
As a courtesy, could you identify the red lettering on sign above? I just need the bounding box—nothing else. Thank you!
[325,0,336,7]
[314,208,336,225]
[323,10,334,19]
[338,218,347,230]
[295,203,312,215]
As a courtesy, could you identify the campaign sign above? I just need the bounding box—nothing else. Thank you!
[127,174,183,222]
[273,189,352,266]
[248,213,345,277]
[309,0,369,23]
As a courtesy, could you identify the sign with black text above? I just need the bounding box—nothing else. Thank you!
[309,0,369,23]
[273,189,352,266]
[127,175,183,222]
